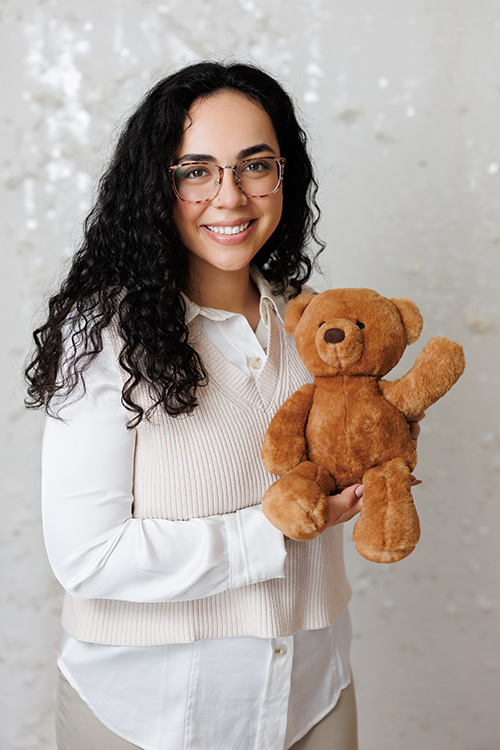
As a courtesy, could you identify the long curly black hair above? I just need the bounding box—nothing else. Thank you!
[25,61,324,426]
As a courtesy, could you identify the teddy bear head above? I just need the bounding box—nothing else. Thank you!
[285,288,423,377]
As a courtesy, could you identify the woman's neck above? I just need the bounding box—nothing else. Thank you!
[183,265,261,331]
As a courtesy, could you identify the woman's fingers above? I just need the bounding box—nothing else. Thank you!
[326,473,422,529]
[407,412,425,446]
[327,484,363,527]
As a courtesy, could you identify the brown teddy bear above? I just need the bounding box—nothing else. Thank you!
[262,288,465,563]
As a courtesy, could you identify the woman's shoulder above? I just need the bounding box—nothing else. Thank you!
[272,281,316,319]
[251,266,316,319]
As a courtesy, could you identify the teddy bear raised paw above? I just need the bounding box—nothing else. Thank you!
[261,288,465,563]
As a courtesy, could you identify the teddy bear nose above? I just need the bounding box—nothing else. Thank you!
[323,327,345,344]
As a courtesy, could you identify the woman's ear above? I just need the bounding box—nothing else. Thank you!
[391,298,423,345]
[284,294,316,335]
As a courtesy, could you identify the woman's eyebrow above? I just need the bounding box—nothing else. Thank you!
[175,143,277,164]
[236,143,277,159]
[175,152,216,164]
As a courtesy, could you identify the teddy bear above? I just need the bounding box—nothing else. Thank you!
[261,288,465,563]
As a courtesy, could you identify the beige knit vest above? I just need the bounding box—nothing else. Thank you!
[62,305,351,645]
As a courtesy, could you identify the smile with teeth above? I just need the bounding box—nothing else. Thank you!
[205,221,252,235]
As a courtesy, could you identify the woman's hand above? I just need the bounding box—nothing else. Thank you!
[326,484,364,527]
[407,412,425,486]
[407,412,425,448]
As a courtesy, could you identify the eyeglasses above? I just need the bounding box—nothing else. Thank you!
[169,156,286,203]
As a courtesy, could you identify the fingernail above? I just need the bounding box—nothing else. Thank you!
[355,485,364,498]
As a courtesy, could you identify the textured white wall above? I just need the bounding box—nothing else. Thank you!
[2,1,499,748]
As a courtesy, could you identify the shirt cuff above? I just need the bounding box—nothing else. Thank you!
[224,504,287,589]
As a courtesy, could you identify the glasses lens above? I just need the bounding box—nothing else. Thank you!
[173,163,218,202]
[236,158,282,197]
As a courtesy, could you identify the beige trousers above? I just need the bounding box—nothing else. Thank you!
[56,668,358,750]
[289,680,358,749]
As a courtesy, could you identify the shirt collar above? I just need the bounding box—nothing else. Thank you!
[181,266,286,326]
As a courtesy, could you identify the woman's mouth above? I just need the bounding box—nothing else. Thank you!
[205,221,252,235]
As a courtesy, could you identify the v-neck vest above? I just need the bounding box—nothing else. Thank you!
[61,306,351,645]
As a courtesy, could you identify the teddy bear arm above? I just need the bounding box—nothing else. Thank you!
[380,336,465,418]
[261,383,316,475]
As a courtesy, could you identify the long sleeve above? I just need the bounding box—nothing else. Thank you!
[41,331,287,603]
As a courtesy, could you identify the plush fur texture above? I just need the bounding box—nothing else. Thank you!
[262,288,466,563]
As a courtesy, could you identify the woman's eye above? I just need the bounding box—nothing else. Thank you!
[356,321,365,329]
[178,164,211,180]
[185,168,209,179]
[243,159,271,173]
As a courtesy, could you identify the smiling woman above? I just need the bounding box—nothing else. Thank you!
[25,61,359,750]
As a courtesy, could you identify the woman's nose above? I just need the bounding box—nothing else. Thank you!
[213,168,248,208]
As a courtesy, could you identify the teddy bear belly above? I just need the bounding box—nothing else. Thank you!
[305,397,417,489]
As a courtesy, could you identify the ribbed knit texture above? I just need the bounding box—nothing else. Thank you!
[62,305,352,645]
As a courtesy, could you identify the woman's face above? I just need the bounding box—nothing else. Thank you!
[172,90,283,280]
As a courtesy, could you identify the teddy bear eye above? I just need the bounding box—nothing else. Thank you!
[356,321,365,329]
[318,321,325,328]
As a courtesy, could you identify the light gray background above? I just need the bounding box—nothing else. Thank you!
[2,1,499,748]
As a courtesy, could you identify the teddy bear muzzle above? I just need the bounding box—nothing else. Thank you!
[316,319,364,368]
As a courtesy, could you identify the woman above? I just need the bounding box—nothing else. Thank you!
[26,61,364,749]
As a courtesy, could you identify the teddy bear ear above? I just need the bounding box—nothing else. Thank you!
[284,294,317,334]
[390,298,424,345]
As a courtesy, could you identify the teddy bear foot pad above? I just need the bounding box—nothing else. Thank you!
[355,545,416,564]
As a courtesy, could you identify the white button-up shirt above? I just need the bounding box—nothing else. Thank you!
[43,278,352,750]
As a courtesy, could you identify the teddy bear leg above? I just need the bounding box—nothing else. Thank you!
[352,458,421,563]
[262,461,336,541]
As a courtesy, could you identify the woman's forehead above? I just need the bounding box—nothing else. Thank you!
[178,91,279,161]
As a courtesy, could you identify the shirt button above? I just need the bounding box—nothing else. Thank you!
[274,644,287,657]
[250,357,263,370]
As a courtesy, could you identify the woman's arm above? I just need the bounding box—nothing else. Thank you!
[42,331,286,603]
